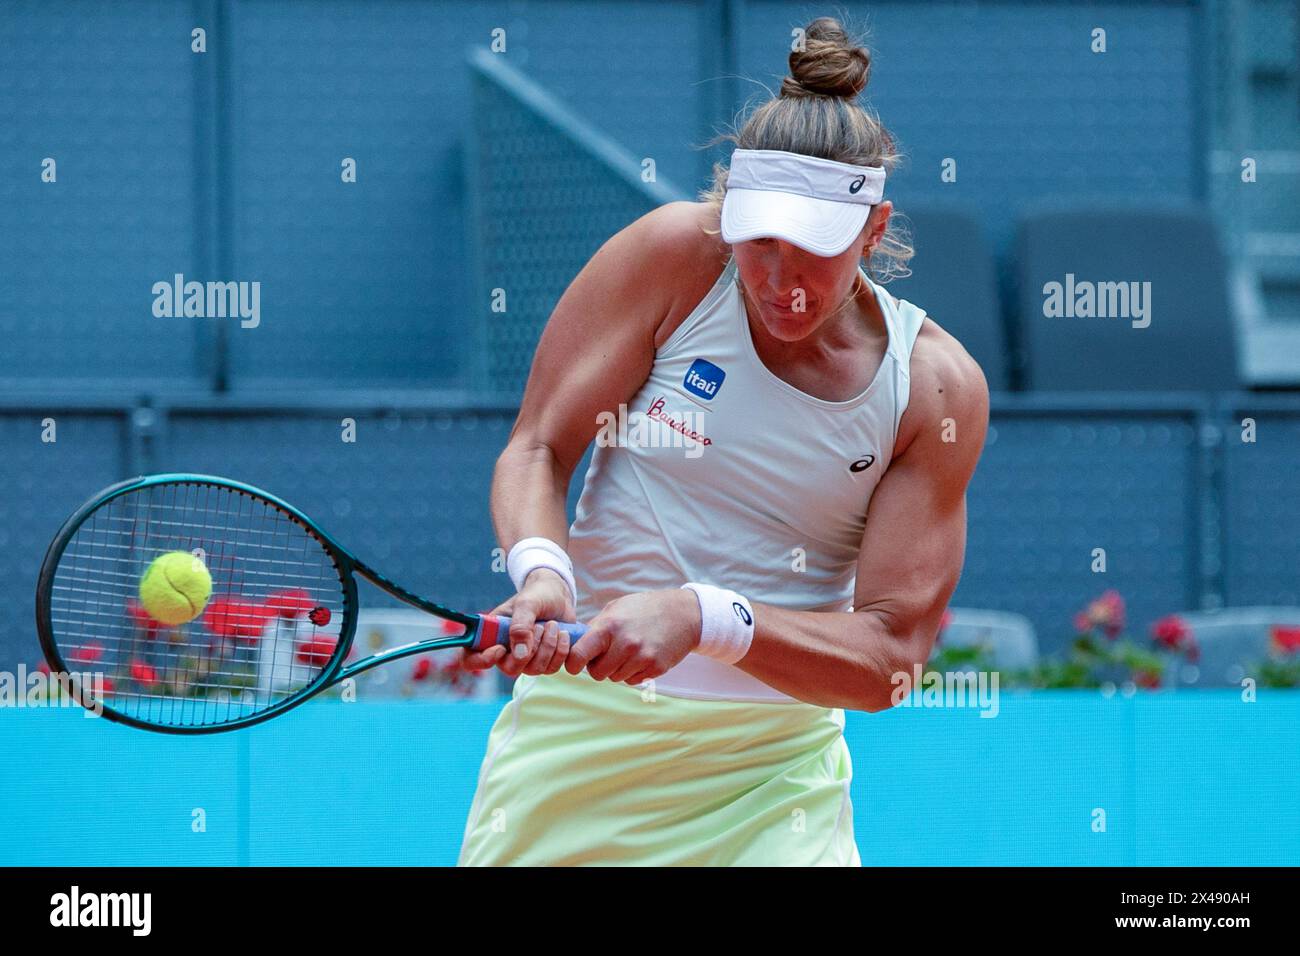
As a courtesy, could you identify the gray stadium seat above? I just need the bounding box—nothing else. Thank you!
[933,607,1039,670]
[1168,606,1300,688]
[888,202,1009,390]
[1014,200,1241,391]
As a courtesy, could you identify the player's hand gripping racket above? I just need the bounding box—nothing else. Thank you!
[36,474,588,734]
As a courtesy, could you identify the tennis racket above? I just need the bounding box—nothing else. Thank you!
[36,473,588,734]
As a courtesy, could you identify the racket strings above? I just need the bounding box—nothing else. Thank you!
[47,482,348,729]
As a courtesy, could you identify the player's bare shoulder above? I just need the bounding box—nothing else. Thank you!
[893,314,990,463]
[639,201,732,349]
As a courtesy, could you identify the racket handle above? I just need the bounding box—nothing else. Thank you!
[472,613,588,651]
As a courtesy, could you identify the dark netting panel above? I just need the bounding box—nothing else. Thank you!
[467,54,681,398]
[1222,403,1300,606]
[956,410,1201,654]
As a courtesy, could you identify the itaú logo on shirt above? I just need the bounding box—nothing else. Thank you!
[593,396,713,459]
[683,358,725,400]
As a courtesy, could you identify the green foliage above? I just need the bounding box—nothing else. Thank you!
[1251,655,1300,688]
[927,594,1204,690]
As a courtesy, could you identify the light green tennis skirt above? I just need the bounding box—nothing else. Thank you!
[457,666,860,866]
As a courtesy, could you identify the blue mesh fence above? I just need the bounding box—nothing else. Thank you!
[465,49,686,398]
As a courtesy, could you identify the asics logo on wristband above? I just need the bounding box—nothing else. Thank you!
[732,602,752,625]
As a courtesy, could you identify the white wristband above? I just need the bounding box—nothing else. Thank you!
[680,583,755,664]
[507,536,577,606]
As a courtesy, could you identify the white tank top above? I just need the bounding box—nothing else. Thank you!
[566,253,927,702]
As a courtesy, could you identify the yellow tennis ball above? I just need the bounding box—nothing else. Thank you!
[138,551,212,626]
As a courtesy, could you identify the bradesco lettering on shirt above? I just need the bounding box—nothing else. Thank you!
[640,358,725,453]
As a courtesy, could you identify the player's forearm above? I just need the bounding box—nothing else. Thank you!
[734,603,928,712]
[489,439,572,554]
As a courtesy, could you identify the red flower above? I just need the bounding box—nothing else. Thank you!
[411,658,432,681]
[1151,614,1193,652]
[296,636,337,667]
[1077,590,1126,639]
[130,660,158,686]
[203,598,238,637]
[1271,626,1300,656]
[126,600,162,639]
[205,597,271,644]
[265,589,314,619]
[1133,669,1162,689]
[71,642,103,665]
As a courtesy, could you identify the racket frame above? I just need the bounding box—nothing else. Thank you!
[36,473,497,735]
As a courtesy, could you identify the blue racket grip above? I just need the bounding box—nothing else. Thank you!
[473,613,588,651]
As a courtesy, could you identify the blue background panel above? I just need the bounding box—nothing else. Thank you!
[467,53,683,397]
[0,409,133,673]
[243,701,491,866]
[0,1,206,388]
[958,406,1201,651]
[0,0,1209,391]
[741,1,1200,251]
[225,0,500,388]
[2,706,244,866]
[4,691,1296,866]
[0,0,1296,872]
[1222,402,1300,606]
[493,0,715,188]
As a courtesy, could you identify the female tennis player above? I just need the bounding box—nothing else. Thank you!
[458,16,988,866]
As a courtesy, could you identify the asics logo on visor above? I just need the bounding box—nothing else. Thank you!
[849,175,866,195]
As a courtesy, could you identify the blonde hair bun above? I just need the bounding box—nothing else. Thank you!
[781,16,871,99]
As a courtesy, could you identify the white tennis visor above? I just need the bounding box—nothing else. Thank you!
[720,148,886,257]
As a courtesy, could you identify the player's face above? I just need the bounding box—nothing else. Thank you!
[731,204,887,342]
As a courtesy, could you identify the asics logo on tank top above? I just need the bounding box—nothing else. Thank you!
[683,358,725,400]
[849,454,876,473]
